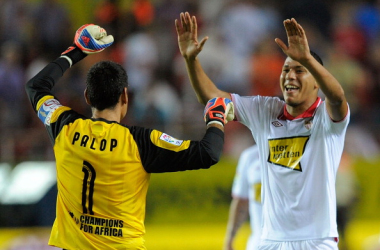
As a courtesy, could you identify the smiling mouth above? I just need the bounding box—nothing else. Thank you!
[285,85,299,92]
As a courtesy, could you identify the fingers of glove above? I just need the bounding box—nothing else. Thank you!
[98,35,114,45]
[225,102,235,123]
[85,24,107,39]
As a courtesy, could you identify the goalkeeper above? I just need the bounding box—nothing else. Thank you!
[25,24,234,249]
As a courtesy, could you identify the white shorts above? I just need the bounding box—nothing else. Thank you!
[258,237,338,250]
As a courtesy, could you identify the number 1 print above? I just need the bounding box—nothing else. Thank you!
[82,161,96,215]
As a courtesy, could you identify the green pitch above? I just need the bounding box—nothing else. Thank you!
[145,222,251,250]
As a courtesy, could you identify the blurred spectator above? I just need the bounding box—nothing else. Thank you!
[141,78,182,132]
[218,0,280,57]
[132,0,154,27]
[29,0,72,56]
[355,0,380,44]
[325,45,368,123]
[248,37,285,97]
[0,40,28,162]
[0,0,31,45]
[0,41,26,129]
[94,0,120,41]
[331,2,368,63]
[216,0,280,94]
[198,0,230,26]
[365,38,380,131]
[279,0,332,39]
[121,28,160,125]
[155,0,197,28]
[153,0,200,88]
[122,29,158,92]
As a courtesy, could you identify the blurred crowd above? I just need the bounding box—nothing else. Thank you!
[0,0,379,163]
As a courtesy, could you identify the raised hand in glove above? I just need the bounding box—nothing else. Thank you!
[204,97,234,127]
[61,24,114,67]
[73,24,114,54]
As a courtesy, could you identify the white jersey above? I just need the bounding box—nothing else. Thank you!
[232,145,262,250]
[231,94,350,241]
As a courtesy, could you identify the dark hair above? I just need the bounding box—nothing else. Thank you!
[86,61,128,111]
[310,50,323,66]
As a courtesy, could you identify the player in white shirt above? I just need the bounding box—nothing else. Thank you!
[176,13,349,250]
[224,145,262,250]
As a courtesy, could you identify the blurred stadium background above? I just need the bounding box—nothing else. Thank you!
[0,0,380,249]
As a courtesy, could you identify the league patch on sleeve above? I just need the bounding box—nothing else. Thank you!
[159,133,183,146]
[38,99,62,126]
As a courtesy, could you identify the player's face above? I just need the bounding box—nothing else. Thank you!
[279,57,318,108]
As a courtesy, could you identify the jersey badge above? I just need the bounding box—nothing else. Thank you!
[271,121,283,127]
[304,119,313,130]
[38,99,62,126]
[267,136,309,171]
[159,133,183,146]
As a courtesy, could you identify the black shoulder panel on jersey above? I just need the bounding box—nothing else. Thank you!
[128,125,224,173]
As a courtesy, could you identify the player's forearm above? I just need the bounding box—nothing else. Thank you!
[302,57,348,120]
[185,58,230,105]
[199,126,224,166]
[224,198,249,245]
[25,57,70,112]
[25,36,89,111]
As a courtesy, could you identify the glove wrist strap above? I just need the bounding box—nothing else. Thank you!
[61,45,87,67]
[207,120,224,127]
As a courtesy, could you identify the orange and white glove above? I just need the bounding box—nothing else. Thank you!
[61,24,114,66]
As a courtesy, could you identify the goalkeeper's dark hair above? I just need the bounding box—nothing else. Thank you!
[86,61,128,111]
[310,50,323,66]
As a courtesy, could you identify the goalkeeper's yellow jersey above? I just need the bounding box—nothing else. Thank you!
[25,58,224,250]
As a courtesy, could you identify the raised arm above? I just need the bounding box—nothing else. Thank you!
[26,24,114,112]
[275,18,348,121]
[175,12,230,105]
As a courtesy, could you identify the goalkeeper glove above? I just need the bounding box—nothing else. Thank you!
[61,24,114,67]
[204,97,234,126]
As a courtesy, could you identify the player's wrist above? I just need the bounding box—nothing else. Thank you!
[61,45,87,67]
[184,54,198,63]
[205,115,225,126]
[206,121,225,129]
[203,97,234,127]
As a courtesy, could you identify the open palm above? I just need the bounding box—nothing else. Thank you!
[175,12,208,60]
[275,18,310,63]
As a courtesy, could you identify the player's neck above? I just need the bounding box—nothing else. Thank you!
[285,98,318,118]
[285,105,308,118]
[91,107,122,123]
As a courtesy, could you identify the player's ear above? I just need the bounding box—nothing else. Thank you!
[314,81,319,89]
[84,88,91,105]
[121,87,128,105]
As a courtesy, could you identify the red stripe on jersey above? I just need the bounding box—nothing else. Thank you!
[279,97,322,120]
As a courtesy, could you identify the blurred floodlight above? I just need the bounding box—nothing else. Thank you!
[0,161,56,204]
[0,163,12,196]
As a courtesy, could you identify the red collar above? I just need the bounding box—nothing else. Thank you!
[278,97,322,120]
